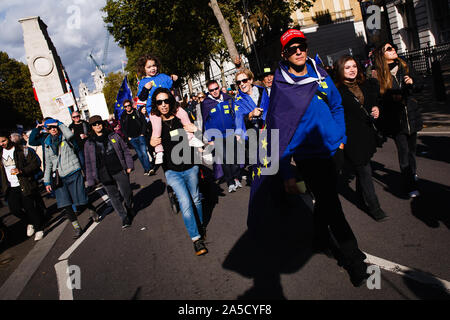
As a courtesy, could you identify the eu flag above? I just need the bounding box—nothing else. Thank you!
[114,76,133,120]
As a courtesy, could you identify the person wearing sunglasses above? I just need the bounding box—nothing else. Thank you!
[68,111,89,172]
[373,43,423,199]
[84,116,135,229]
[234,68,270,139]
[42,119,97,239]
[120,99,155,176]
[202,80,242,193]
[136,54,203,166]
[248,29,371,287]
[149,88,207,256]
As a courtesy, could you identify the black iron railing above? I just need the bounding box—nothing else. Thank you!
[399,42,450,75]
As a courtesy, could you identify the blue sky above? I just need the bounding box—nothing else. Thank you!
[0,0,126,97]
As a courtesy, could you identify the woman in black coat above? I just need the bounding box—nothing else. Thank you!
[334,55,387,221]
[373,43,423,198]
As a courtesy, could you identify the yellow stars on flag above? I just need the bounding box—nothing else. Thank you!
[261,137,268,150]
[234,105,240,112]
[262,156,269,168]
[257,167,262,177]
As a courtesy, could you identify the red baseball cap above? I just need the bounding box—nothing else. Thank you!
[280,29,306,51]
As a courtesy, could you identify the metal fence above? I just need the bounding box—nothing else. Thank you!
[399,42,450,75]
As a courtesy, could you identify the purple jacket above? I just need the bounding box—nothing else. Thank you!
[84,132,134,187]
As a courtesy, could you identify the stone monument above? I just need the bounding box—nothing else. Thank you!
[19,16,77,125]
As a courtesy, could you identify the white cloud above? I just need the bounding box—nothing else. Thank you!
[0,0,126,97]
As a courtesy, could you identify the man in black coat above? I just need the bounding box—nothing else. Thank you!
[120,100,154,175]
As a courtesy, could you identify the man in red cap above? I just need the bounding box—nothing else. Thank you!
[248,29,371,287]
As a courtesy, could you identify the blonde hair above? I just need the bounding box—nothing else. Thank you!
[235,68,254,81]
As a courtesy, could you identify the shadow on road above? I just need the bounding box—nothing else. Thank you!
[410,182,450,229]
[133,179,166,213]
[417,135,450,164]
[222,194,315,300]
[402,269,450,299]
[370,160,450,229]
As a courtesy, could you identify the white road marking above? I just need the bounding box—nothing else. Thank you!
[54,260,73,300]
[364,252,450,293]
[418,131,450,135]
[58,221,99,261]
[55,191,109,300]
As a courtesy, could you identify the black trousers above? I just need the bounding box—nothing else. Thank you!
[295,157,365,265]
[6,187,44,231]
[393,132,418,192]
[354,162,380,213]
[217,137,241,187]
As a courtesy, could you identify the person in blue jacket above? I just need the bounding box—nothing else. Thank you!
[248,29,370,287]
[204,94,242,193]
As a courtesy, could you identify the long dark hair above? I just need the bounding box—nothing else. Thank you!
[333,55,366,88]
[151,88,178,117]
[373,43,409,95]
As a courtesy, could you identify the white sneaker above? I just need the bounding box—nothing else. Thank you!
[155,152,164,165]
[409,190,420,198]
[189,136,204,148]
[34,231,44,241]
[228,185,237,193]
[234,179,242,188]
[27,224,35,237]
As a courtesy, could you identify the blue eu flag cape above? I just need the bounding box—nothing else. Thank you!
[247,58,328,231]
[114,76,133,120]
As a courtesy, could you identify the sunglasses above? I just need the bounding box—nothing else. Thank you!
[284,43,308,56]
[91,122,103,127]
[209,87,220,93]
[47,126,58,130]
[72,115,80,118]
[155,99,170,106]
[384,46,396,52]
[124,104,132,108]
[236,78,249,86]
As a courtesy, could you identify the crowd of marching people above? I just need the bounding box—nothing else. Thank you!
[0,28,424,287]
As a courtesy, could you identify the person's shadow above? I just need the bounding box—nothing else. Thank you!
[222,192,315,300]
[133,179,166,214]
[370,160,450,228]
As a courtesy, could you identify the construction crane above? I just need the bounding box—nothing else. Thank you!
[87,29,110,74]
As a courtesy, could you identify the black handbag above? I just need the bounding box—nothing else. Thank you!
[51,144,63,189]
[51,169,62,189]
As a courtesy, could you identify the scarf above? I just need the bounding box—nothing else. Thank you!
[344,80,364,105]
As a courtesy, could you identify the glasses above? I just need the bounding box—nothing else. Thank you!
[236,78,249,86]
[209,87,220,93]
[72,115,80,118]
[47,126,58,130]
[124,104,132,108]
[155,99,170,106]
[384,46,396,52]
[284,43,308,56]
[91,122,103,127]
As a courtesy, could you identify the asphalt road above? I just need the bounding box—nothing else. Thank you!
[1,132,449,301]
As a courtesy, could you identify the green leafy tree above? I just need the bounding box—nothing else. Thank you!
[103,71,126,114]
[102,0,315,87]
[0,52,42,130]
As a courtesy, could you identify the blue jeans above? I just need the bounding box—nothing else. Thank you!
[165,166,203,240]
[129,136,152,172]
